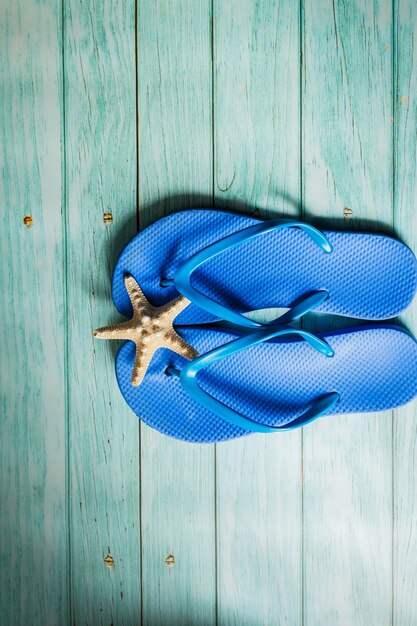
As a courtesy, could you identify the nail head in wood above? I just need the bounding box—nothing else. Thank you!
[104,554,115,568]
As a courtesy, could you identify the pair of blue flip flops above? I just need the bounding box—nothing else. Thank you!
[95,210,417,443]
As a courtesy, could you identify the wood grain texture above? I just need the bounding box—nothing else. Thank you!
[302,0,393,229]
[216,433,302,626]
[138,0,213,220]
[214,2,302,625]
[393,1,417,624]
[4,0,417,623]
[0,2,67,624]
[138,2,215,625]
[214,0,300,216]
[64,1,140,623]
[302,1,393,625]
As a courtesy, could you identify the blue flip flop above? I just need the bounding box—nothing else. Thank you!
[95,275,417,443]
[112,210,417,325]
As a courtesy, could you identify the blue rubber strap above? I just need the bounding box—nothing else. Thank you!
[165,220,332,329]
[260,289,329,326]
[176,289,329,332]
[175,326,340,433]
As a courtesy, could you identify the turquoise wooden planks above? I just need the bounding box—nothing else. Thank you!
[302,0,393,229]
[216,434,302,626]
[214,0,300,216]
[393,1,417,624]
[138,0,213,221]
[0,1,68,624]
[138,1,215,625]
[302,1,393,625]
[214,2,302,625]
[4,0,417,623]
[64,1,140,623]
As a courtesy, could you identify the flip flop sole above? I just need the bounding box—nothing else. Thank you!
[112,210,417,322]
[115,325,417,443]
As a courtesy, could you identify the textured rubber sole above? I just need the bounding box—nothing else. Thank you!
[115,325,417,443]
[112,210,417,323]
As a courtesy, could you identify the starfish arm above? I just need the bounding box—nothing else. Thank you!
[159,294,191,320]
[93,321,136,341]
[124,274,142,297]
[168,332,199,361]
[124,274,147,314]
[124,274,152,321]
[131,344,154,386]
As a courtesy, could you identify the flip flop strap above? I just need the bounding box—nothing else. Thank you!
[168,325,340,433]
[162,219,332,328]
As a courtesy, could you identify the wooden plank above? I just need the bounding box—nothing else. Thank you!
[64,2,140,624]
[214,2,302,625]
[0,1,68,624]
[393,2,417,624]
[302,2,393,625]
[214,0,300,216]
[137,2,215,625]
[216,433,302,626]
